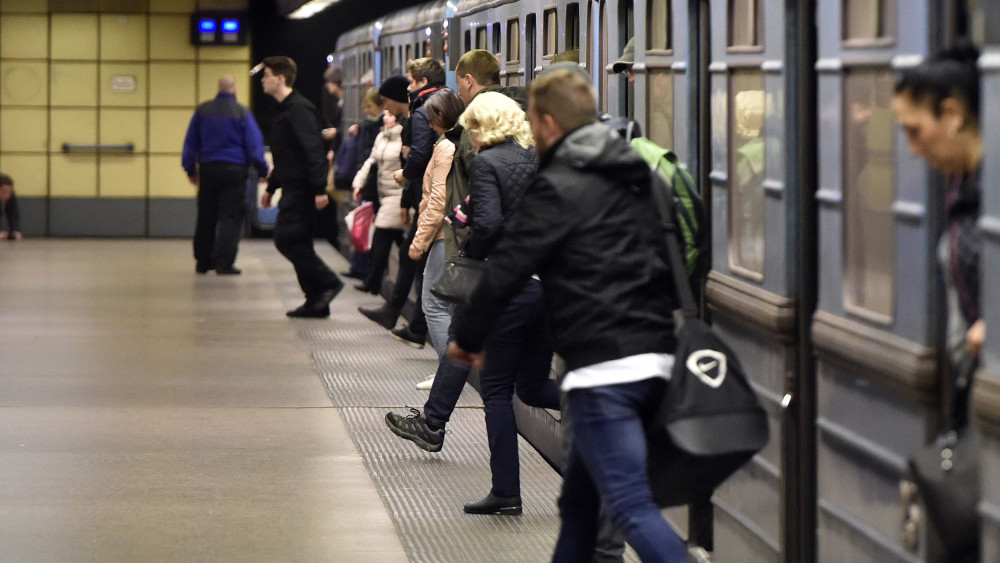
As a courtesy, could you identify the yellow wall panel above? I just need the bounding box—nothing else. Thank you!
[198,44,251,62]
[100,63,148,107]
[148,154,194,197]
[0,154,48,196]
[149,63,196,107]
[1,15,49,59]
[99,155,147,197]
[50,109,98,152]
[50,62,98,106]
[51,14,99,61]
[148,108,192,153]
[150,0,195,12]
[100,14,149,61]
[100,108,148,152]
[50,154,98,197]
[150,15,196,60]
[198,63,250,104]
[1,108,48,152]
[0,61,48,107]
[0,0,48,12]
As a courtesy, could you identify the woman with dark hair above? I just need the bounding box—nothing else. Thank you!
[408,89,465,362]
[892,41,983,563]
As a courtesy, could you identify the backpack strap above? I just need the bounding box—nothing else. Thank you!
[650,173,699,320]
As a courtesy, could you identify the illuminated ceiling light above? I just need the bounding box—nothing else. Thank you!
[425,27,432,36]
[288,0,339,20]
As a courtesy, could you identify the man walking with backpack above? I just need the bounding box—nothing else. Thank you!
[447,68,686,561]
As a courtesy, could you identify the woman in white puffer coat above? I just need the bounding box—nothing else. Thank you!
[352,111,405,294]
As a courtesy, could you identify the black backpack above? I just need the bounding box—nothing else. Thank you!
[645,172,769,508]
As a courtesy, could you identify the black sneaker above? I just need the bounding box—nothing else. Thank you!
[359,304,398,330]
[385,408,444,452]
[390,324,426,349]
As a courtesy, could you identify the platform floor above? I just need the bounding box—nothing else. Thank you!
[0,238,575,562]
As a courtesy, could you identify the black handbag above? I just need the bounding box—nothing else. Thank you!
[907,352,980,561]
[429,254,485,304]
[645,171,769,508]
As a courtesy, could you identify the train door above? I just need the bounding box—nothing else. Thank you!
[811,0,960,560]
[634,0,690,161]
[525,13,537,83]
[701,0,807,560]
[972,4,1000,561]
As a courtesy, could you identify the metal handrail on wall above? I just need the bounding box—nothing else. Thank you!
[61,143,135,153]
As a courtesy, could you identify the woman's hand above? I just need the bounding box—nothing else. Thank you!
[967,319,986,357]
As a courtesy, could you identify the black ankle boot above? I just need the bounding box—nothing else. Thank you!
[358,303,398,330]
[463,493,522,515]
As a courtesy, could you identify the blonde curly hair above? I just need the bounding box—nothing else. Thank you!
[459,92,533,149]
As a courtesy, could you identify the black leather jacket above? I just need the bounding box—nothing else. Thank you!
[452,123,678,371]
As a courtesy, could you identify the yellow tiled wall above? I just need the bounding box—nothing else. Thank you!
[0,2,251,203]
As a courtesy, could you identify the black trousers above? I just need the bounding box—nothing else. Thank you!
[389,217,427,335]
[194,162,247,269]
[274,189,342,300]
[364,227,404,292]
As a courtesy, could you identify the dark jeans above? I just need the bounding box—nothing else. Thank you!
[389,216,427,335]
[364,226,404,291]
[194,162,247,269]
[479,279,559,497]
[274,190,343,300]
[423,314,471,430]
[554,379,686,563]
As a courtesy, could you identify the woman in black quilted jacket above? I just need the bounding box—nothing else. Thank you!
[456,92,561,516]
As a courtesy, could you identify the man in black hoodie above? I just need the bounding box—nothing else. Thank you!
[447,69,687,562]
[258,56,344,318]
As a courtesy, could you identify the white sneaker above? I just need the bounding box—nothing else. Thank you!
[415,374,435,390]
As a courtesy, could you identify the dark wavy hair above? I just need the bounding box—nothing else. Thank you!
[894,40,980,126]
[424,88,465,131]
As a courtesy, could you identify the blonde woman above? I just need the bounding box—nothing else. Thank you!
[455,91,560,515]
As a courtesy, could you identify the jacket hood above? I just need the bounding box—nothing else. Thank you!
[548,122,651,189]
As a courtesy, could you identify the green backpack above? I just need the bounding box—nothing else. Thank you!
[630,137,708,282]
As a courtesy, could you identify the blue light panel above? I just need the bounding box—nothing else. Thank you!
[222,20,240,33]
[198,19,217,33]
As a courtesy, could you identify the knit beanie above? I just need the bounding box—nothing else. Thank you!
[379,75,410,104]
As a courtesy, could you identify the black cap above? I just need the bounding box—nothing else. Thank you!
[379,75,409,104]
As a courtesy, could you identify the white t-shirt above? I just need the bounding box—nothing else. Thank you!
[561,353,675,392]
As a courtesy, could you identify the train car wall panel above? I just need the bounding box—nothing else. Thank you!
[973,44,1000,561]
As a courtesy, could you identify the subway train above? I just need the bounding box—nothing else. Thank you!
[332,1,999,562]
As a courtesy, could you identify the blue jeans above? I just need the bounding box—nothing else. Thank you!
[553,379,686,563]
[422,315,471,430]
[421,240,451,358]
[479,279,559,497]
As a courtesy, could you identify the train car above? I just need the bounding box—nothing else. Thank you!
[332,22,378,128]
[331,1,1000,560]
[377,0,450,85]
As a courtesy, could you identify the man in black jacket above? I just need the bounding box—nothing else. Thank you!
[447,69,686,562]
[258,56,344,318]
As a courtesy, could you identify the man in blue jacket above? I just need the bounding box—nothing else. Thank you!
[183,75,268,275]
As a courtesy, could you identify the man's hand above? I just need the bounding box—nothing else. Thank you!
[315,194,330,210]
[326,149,335,164]
[400,208,410,226]
[393,169,406,185]
[447,342,484,370]
[322,127,338,141]
[349,123,360,136]
[260,191,273,209]
[188,175,198,186]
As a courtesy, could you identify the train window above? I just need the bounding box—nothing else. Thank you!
[842,69,896,322]
[543,8,557,56]
[423,40,430,58]
[465,30,471,53]
[405,45,412,65]
[477,26,487,49]
[566,3,580,51]
[493,23,501,55]
[598,0,608,112]
[843,0,896,42]
[647,0,672,51]
[647,68,673,149]
[727,71,766,279]
[507,19,520,62]
[728,0,762,48]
